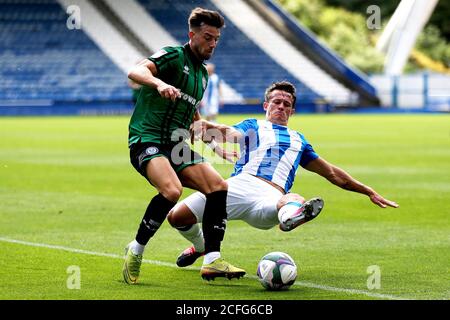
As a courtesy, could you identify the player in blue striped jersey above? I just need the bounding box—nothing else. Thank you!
[230,117,318,194]
[168,81,399,267]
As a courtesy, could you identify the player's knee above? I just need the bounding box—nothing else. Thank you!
[167,205,197,227]
[167,214,187,228]
[166,210,178,227]
[161,187,182,202]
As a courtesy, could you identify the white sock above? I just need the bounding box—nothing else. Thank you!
[203,251,221,265]
[129,240,145,255]
[177,224,205,253]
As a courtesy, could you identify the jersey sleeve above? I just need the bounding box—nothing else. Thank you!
[148,47,181,75]
[232,118,257,135]
[299,134,319,168]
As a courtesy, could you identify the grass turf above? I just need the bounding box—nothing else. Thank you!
[0,114,449,300]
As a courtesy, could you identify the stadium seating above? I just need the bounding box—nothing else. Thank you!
[137,0,322,105]
[0,0,130,103]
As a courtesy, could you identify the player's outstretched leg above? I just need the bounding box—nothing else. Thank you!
[279,197,324,232]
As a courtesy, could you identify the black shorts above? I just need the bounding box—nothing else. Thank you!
[129,141,205,178]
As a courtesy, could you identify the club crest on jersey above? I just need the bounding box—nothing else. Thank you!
[145,147,159,155]
[202,76,207,90]
[183,65,190,75]
[151,49,167,59]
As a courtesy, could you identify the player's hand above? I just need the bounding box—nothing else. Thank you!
[370,194,399,208]
[157,83,181,102]
[189,120,207,144]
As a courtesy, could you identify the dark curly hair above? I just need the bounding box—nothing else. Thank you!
[188,7,225,30]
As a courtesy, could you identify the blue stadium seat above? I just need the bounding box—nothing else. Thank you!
[0,0,130,103]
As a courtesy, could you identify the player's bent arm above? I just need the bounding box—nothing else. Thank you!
[191,119,241,161]
[304,157,373,194]
[304,157,398,208]
[127,59,160,87]
[128,79,141,90]
[127,59,180,101]
[207,141,238,163]
[201,120,243,143]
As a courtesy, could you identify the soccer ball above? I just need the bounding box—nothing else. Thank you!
[256,251,297,291]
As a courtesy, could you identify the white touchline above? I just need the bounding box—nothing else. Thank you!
[0,236,409,300]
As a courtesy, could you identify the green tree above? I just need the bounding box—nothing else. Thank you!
[325,22,384,73]
[323,0,450,41]
[277,0,325,34]
[276,0,450,73]
[276,0,384,73]
[416,25,450,67]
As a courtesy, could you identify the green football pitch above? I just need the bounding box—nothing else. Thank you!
[0,114,449,300]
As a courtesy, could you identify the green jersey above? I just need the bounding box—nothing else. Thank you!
[128,44,209,146]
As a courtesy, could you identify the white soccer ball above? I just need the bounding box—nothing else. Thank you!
[256,251,297,291]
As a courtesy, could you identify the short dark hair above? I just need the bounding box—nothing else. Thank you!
[188,7,225,30]
[264,81,297,107]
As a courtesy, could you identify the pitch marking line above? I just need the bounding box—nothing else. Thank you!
[0,237,409,300]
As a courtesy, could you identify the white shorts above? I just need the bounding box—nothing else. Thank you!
[175,173,283,230]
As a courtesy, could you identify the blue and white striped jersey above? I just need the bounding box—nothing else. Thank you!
[231,119,319,193]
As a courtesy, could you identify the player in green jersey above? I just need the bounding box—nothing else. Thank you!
[123,7,245,284]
